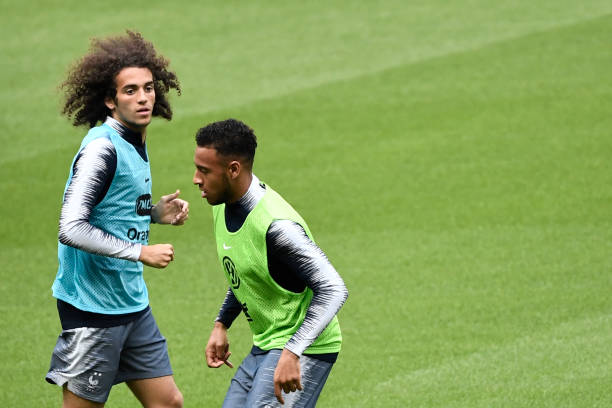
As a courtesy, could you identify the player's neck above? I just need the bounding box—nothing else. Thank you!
[109,117,147,144]
[224,174,264,232]
[228,173,254,205]
[105,117,145,145]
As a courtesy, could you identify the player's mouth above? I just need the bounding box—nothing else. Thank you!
[136,108,151,115]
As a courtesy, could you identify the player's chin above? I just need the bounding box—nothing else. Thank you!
[138,117,152,126]
[133,114,152,125]
[205,196,219,205]
[125,117,151,130]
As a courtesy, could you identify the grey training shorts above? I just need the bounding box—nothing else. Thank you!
[45,308,172,403]
[222,349,334,408]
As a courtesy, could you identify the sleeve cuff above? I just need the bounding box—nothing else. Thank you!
[283,342,305,358]
[130,243,143,262]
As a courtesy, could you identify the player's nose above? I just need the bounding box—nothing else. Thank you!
[137,88,148,102]
[192,170,202,186]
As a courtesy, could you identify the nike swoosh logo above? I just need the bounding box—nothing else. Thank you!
[223,243,232,250]
[145,178,150,183]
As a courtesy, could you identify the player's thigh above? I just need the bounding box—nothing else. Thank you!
[244,350,283,407]
[222,351,260,408]
[115,309,173,383]
[291,356,334,408]
[127,375,183,408]
[246,352,334,408]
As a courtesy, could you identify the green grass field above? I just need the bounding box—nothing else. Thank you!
[1,1,611,406]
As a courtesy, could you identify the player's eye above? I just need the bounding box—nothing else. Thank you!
[145,85,154,92]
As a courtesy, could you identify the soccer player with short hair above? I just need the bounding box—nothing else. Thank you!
[45,31,187,407]
[193,119,348,407]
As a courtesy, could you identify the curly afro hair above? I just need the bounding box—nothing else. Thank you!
[61,30,181,128]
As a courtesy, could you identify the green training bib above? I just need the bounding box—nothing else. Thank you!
[212,184,341,354]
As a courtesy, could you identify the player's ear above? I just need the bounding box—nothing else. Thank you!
[227,160,241,180]
[104,96,116,112]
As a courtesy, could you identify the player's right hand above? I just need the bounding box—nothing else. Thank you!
[139,244,175,268]
[206,322,233,368]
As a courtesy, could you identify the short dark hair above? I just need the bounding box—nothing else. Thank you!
[195,119,257,166]
[61,30,181,128]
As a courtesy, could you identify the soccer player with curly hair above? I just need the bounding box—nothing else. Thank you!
[45,31,188,407]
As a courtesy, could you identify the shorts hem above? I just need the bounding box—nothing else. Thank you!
[45,373,68,386]
[114,369,174,385]
[66,382,109,404]
[46,374,109,403]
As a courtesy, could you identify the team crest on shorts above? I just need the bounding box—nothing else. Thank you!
[87,371,102,391]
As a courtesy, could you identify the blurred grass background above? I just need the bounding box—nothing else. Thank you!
[1,1,611,406]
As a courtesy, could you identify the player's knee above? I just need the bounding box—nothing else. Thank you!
[166,389,183,408]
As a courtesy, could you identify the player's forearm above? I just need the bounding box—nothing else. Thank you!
[284,268,348,356]
[215,288,242,329]
[267,220,349,356]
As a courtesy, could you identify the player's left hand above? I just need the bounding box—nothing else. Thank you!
[274,349,302,404]
[152,190,189,225]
